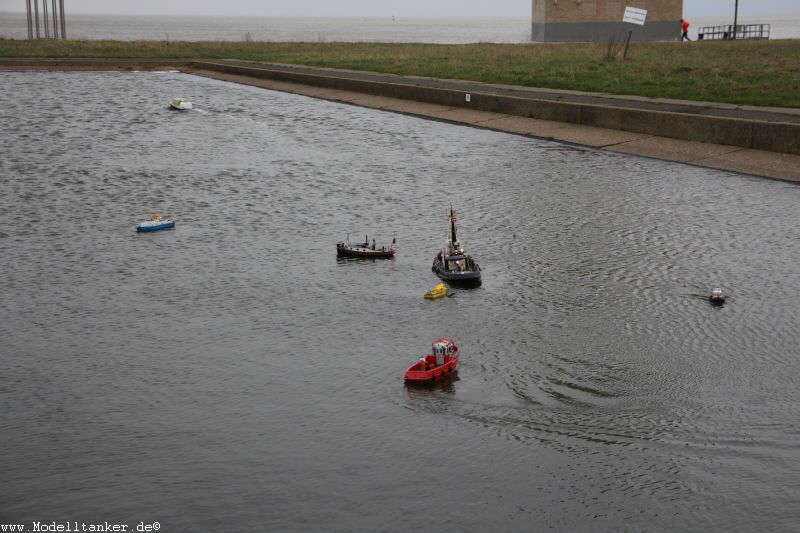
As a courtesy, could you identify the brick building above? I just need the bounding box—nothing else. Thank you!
[532,0,683,42]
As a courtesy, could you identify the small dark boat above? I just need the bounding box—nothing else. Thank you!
[336,235,396,259]
[405,338,460,382]
[431,207,481,286]
[709,287,726,305]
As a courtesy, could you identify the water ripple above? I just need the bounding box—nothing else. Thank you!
[2,70,800,532]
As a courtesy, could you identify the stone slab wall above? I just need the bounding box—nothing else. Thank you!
[532,0,683,41]
[532,20,680,41]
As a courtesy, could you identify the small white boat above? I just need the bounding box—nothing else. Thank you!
[169,97,192,110]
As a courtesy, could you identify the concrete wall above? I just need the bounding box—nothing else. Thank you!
[532,0,683,41]
[538,0,682,23]
[4,59,798,157]
[532,20,680,42]
[190,60,800,156]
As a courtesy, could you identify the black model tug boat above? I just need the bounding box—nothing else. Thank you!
[336,234,397,259]
[431,207,481,287]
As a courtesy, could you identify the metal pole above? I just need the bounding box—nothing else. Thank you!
[733,0,739,40]
[26,0,33,40]
[60,0,66,39]
[42,0,49,39]
[623,29,633,59]
[51,0,59,39]
[34,0,40,39]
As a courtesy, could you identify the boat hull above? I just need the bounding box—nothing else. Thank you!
[424,290,446,300]
[432,264,482,287]
[169,99,192,110]
[336,243,395,258]
[136,221,175,232]
[405,358,459,382]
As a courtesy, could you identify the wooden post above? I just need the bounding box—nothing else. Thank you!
[623,29,633,59]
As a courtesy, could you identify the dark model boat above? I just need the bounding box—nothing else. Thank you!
[431,207,481,286]
[709,287,726,306]
[336,235,396,258]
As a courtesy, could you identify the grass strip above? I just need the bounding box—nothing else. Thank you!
[2,38,799,108]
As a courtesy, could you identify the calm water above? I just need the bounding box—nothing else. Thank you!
[1,12,799,42]
[2,70,800,532]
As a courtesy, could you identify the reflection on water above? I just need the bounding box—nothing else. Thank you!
[2,70,800,532]
[404,375,459,395]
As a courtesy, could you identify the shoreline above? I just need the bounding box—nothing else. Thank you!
[3,58,800,183]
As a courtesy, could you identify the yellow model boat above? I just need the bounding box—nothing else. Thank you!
[424,283,447,300]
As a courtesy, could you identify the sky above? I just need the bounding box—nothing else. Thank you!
[0,0,797,18]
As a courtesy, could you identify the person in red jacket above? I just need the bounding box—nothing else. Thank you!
[681,18,691,41]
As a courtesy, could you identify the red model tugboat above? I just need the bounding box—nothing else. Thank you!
[405,338,460,382]
[336,235,397,258]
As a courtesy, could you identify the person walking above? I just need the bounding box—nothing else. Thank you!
[681,18,691,41]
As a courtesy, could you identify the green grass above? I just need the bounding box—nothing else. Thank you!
[2,38,800,107]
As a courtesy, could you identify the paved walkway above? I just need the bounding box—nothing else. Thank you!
[203,60,800,125]
[188,61,800,183]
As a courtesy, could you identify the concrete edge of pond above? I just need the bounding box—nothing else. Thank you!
[4,58,800,183]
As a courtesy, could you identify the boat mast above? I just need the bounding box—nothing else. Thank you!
[448,206,457,244]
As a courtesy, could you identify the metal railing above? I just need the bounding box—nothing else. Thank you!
[697,24,770,40]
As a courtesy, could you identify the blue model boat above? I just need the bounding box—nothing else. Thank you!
[136,214,175,232]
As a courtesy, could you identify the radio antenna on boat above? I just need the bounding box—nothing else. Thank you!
[448,204,457,243]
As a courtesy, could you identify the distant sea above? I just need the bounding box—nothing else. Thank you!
[1,12,799,42]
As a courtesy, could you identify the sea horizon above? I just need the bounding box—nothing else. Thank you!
[2,11,799,42]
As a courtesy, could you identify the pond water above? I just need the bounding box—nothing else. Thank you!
[1,70,799,531]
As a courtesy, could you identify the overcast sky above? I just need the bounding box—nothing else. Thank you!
[0,0,797,18]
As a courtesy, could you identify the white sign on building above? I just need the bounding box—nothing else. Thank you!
[623,7,648,26]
